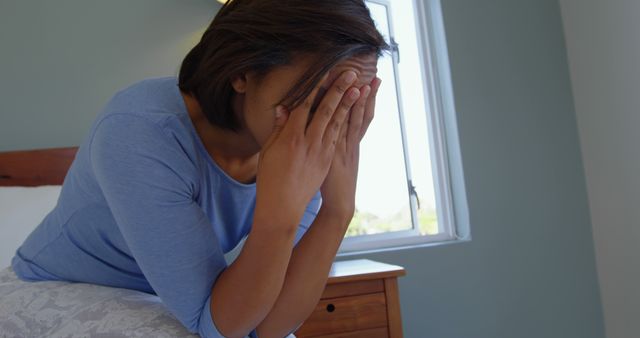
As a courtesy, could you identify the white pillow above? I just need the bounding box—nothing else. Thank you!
[0,186,62,269]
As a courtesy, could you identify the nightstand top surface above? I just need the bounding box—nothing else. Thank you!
[327,259,406,284]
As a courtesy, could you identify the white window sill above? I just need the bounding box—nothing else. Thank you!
[337,230,471,257]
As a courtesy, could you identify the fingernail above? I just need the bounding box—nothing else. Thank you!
[363,85,371,97]
[344,71,357,84]
[374,77,382,89]
[275,106,283,118]
[350,88,360,99]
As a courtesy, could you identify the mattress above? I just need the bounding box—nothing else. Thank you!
[0,267,197,337]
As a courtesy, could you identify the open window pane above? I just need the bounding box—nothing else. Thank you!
[345,1,412,237]
[393,0,439,235]
[345,0,441,240]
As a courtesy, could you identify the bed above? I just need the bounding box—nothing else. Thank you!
[0,147,402,338]
[0,147,199,337]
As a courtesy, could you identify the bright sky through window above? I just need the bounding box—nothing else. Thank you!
[348,0,438,237]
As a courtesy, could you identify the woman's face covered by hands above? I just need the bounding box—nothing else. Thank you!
[232,53,378,149]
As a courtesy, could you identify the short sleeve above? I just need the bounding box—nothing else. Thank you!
[293,191,322,247]
[90,114,227,337]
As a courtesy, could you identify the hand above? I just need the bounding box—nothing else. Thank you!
[253,71,362,232]
[320,77,381,224]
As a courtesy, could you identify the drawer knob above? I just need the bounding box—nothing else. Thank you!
[326,304,336,313]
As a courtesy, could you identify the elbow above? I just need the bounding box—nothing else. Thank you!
[202,299,264,338]
[212,313,264,338]
[190,295,257,338]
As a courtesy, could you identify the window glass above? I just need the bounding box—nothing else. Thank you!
[346,0,439,238]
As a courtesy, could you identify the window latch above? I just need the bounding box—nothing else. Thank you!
[408,180,420,210]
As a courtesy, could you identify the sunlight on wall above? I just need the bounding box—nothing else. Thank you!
[181,28,207,54]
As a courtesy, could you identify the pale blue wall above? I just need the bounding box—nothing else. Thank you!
[0,1,604,337]
[560,1,640,337]
[0,0,214,151]
[341,0,604,337]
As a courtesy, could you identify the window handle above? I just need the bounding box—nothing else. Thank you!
[408,180,420,210]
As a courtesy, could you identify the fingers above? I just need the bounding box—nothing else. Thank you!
[262,105,289,149]
[360,77,381,140]
[335,103,351,154]
[307,71,358,142]
[322,87,360,149]
[273,105,289,133]
[347,85,371,149]
[285,72,330,135]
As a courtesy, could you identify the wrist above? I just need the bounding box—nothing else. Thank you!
[317,205,354,229]
[253,205,301,235]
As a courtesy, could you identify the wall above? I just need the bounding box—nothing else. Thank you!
[0,0,214,151]
[0,1,604,337]
[339,1,604,337]
[559,1,640,337]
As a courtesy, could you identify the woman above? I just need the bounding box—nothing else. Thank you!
[12,0,387,337]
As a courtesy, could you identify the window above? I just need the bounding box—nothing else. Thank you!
[339,0,469,254]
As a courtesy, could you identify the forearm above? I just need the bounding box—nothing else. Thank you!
[255,208,350,338]
[210,224,297,338]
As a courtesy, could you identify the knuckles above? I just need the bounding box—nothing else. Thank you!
[339,99,354,111]
[319,105,335,120]
[331,119,342,132]
[335,83,348,95]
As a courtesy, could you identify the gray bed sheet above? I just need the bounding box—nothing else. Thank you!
[0,267,198,337]
[0,268,298,338]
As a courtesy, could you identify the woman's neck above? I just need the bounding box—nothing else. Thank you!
[181,91,259,184]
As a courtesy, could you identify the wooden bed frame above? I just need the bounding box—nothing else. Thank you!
[0,147,78,186]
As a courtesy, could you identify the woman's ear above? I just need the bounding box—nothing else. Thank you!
[231,73,248,94]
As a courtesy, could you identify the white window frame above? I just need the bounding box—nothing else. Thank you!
[338,0,470,255]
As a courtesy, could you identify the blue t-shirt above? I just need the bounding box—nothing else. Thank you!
[11,77,322,338]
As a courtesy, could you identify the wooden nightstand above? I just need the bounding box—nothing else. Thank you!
[295,259,406,338]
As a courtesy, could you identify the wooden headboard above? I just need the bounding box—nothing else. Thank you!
[0,147,78,187]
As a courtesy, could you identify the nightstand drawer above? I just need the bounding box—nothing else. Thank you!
[312,327,389,338]
[295,292,388,337]
[321,279,384,299]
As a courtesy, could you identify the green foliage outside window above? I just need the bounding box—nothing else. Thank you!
[346,205,438,237]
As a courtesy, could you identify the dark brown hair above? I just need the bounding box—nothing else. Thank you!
[178,0,388,131]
